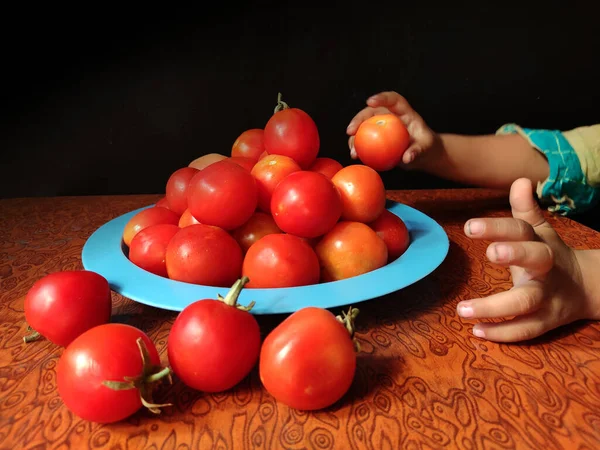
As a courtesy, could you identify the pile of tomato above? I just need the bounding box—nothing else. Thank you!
[22,93,413,424]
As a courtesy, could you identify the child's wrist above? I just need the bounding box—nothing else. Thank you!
[575,249,600,320]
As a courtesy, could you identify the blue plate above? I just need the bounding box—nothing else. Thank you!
[82,201,449,314]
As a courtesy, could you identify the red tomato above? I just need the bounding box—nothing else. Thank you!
[229,156,256,172]
[242,234,320,288]
[368,210,410,262]
[165,167,199,216]
[259,306,359,410]
[258,150,269,160]
[315,221,388,282]
[331,164,386,223]
[123,207,180,247]
[354,114,410,171]
[57,323,171,423]
[155,197,169,209]
[168,277,260,392]
[178,208,200,228]
[166,224,243,287]
[231,129,265,160]
[308,157,343,179]
[188,153,228,170]
[263,93,320,169]
[129,223,180,277]
[24,270,111,347]
[270,171,342,239]
[187,159,258,230]
[231,212,282,254]
[251,154,302,212]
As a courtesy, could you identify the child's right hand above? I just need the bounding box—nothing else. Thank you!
[346,91,437,166]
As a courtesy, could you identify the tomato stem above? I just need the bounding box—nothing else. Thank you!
[273,92,289,114]
[218,277,255,312]
[23,330,41,344]
[336,306,361,352]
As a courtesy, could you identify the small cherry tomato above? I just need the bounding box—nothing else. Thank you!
[165,167,199,216]
[331,164,386,223]
[231,212,282,254]
[308,157,343,179]
[129,223,180,277]
[251,154,302,213]
[123,207,180,247]
[231,129,265,161]
[354,114,410,171]
[368,210,410,262]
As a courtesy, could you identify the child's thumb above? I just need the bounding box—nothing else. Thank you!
[509,178,553,232]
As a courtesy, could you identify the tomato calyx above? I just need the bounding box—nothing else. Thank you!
[335,306,361,352]
[102,337,173,415]
[216,276,255,312]
[23,325,41,344]
[273,92,290,114]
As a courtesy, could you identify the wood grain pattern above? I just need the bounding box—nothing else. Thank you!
[1,189,600,450]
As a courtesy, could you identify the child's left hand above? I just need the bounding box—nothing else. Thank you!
[458,178,600,342]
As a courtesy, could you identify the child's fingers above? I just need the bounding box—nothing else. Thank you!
[366,91,412,114]
[348,136,357,159]
[470,309,553,343]
[402,144,425,165]
[486,241,554,274]
[464,217,535,241]
[346,106,390,135]
[457,281,544,320]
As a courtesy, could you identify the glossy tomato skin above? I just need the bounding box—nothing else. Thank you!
[354,114,410,171]
[168,295,261,393]
[308,157,344,179]
[251,154,302,212]
[270,171,342,239]
[331,164,386,223]
[242,234,320,288]
[229,156,256,172]
[188,153,227,170]
[166,224,243,287]
[155,197,169,209]
[187,159,258,230]
[231,129,265,161]
[166,167,199,216]
[178,208,201,227]
[57,323,163,423]
[231,212,281,254]
[259,307,356,410]
[24,270,111,347]
[122,207,180,247]
[368,210,410,262]
[316,221,388,282]
[129,223,180,277]
[264,107,320,169]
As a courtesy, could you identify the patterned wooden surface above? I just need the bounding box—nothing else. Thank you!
[1,189,600,450]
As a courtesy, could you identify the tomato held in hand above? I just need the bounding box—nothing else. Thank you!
[188,153,228,170]
[251,154,301,212]
[242,234,320,288]
[271,171,342,239]
[331,164,386,223]
[166,224,243,287]
[354,114,410,171]
[57,323,171,423]
[260,306,360,410]
[165,167,199,216]
[368,210,410,262]
[315,221,388,282]
[187,159,258,230]
[178,208,201,228]
[123,207,180,247]
[231,129,265,161]
[168,277,261,392]
[129,223,180,277]
[231,212,281,254]
[24,270,112,347]
[263,93,320,169]
[308,157,343,179]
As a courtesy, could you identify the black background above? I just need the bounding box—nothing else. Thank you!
[2,3,599,207]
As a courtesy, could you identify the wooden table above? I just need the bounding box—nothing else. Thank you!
[1,189,600,450]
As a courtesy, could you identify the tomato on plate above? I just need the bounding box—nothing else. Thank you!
[368,210,410,262]
[308,157,343,179]
[57,323,171,423]
[315,221,388,282]
[270,171,342,239]
[242,234,320,288]
[331,164,386,223]
[166,224,243,287]
[178,208,201,228]
[155,197,170,209]
[24,270,112,347]
[165,167,199,216]
[263,93,320,169]
[354,114,410,171]
[129,223,180,277]
[168,277,260,393]
[231,129,265,161]
[187,159,258,230]
[188,153,228,170]
[251,154,301,212]
[259,306,360,410]
[229,156,256,172]
[123,207,180,247]
[258,150,269,160]
[231,212,281,254]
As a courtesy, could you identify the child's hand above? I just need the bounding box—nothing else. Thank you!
[346,91,436,165]
[459,178,600,342]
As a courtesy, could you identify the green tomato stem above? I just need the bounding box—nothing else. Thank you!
[219,277,255,312]
[336,306,361,352]
[23,330,41,344]
[273,92,289,114]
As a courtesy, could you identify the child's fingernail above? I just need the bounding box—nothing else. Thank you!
[472,326,485,338]
[494,244,510,261]
[467,220,484,236]
[457,303,474,318]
